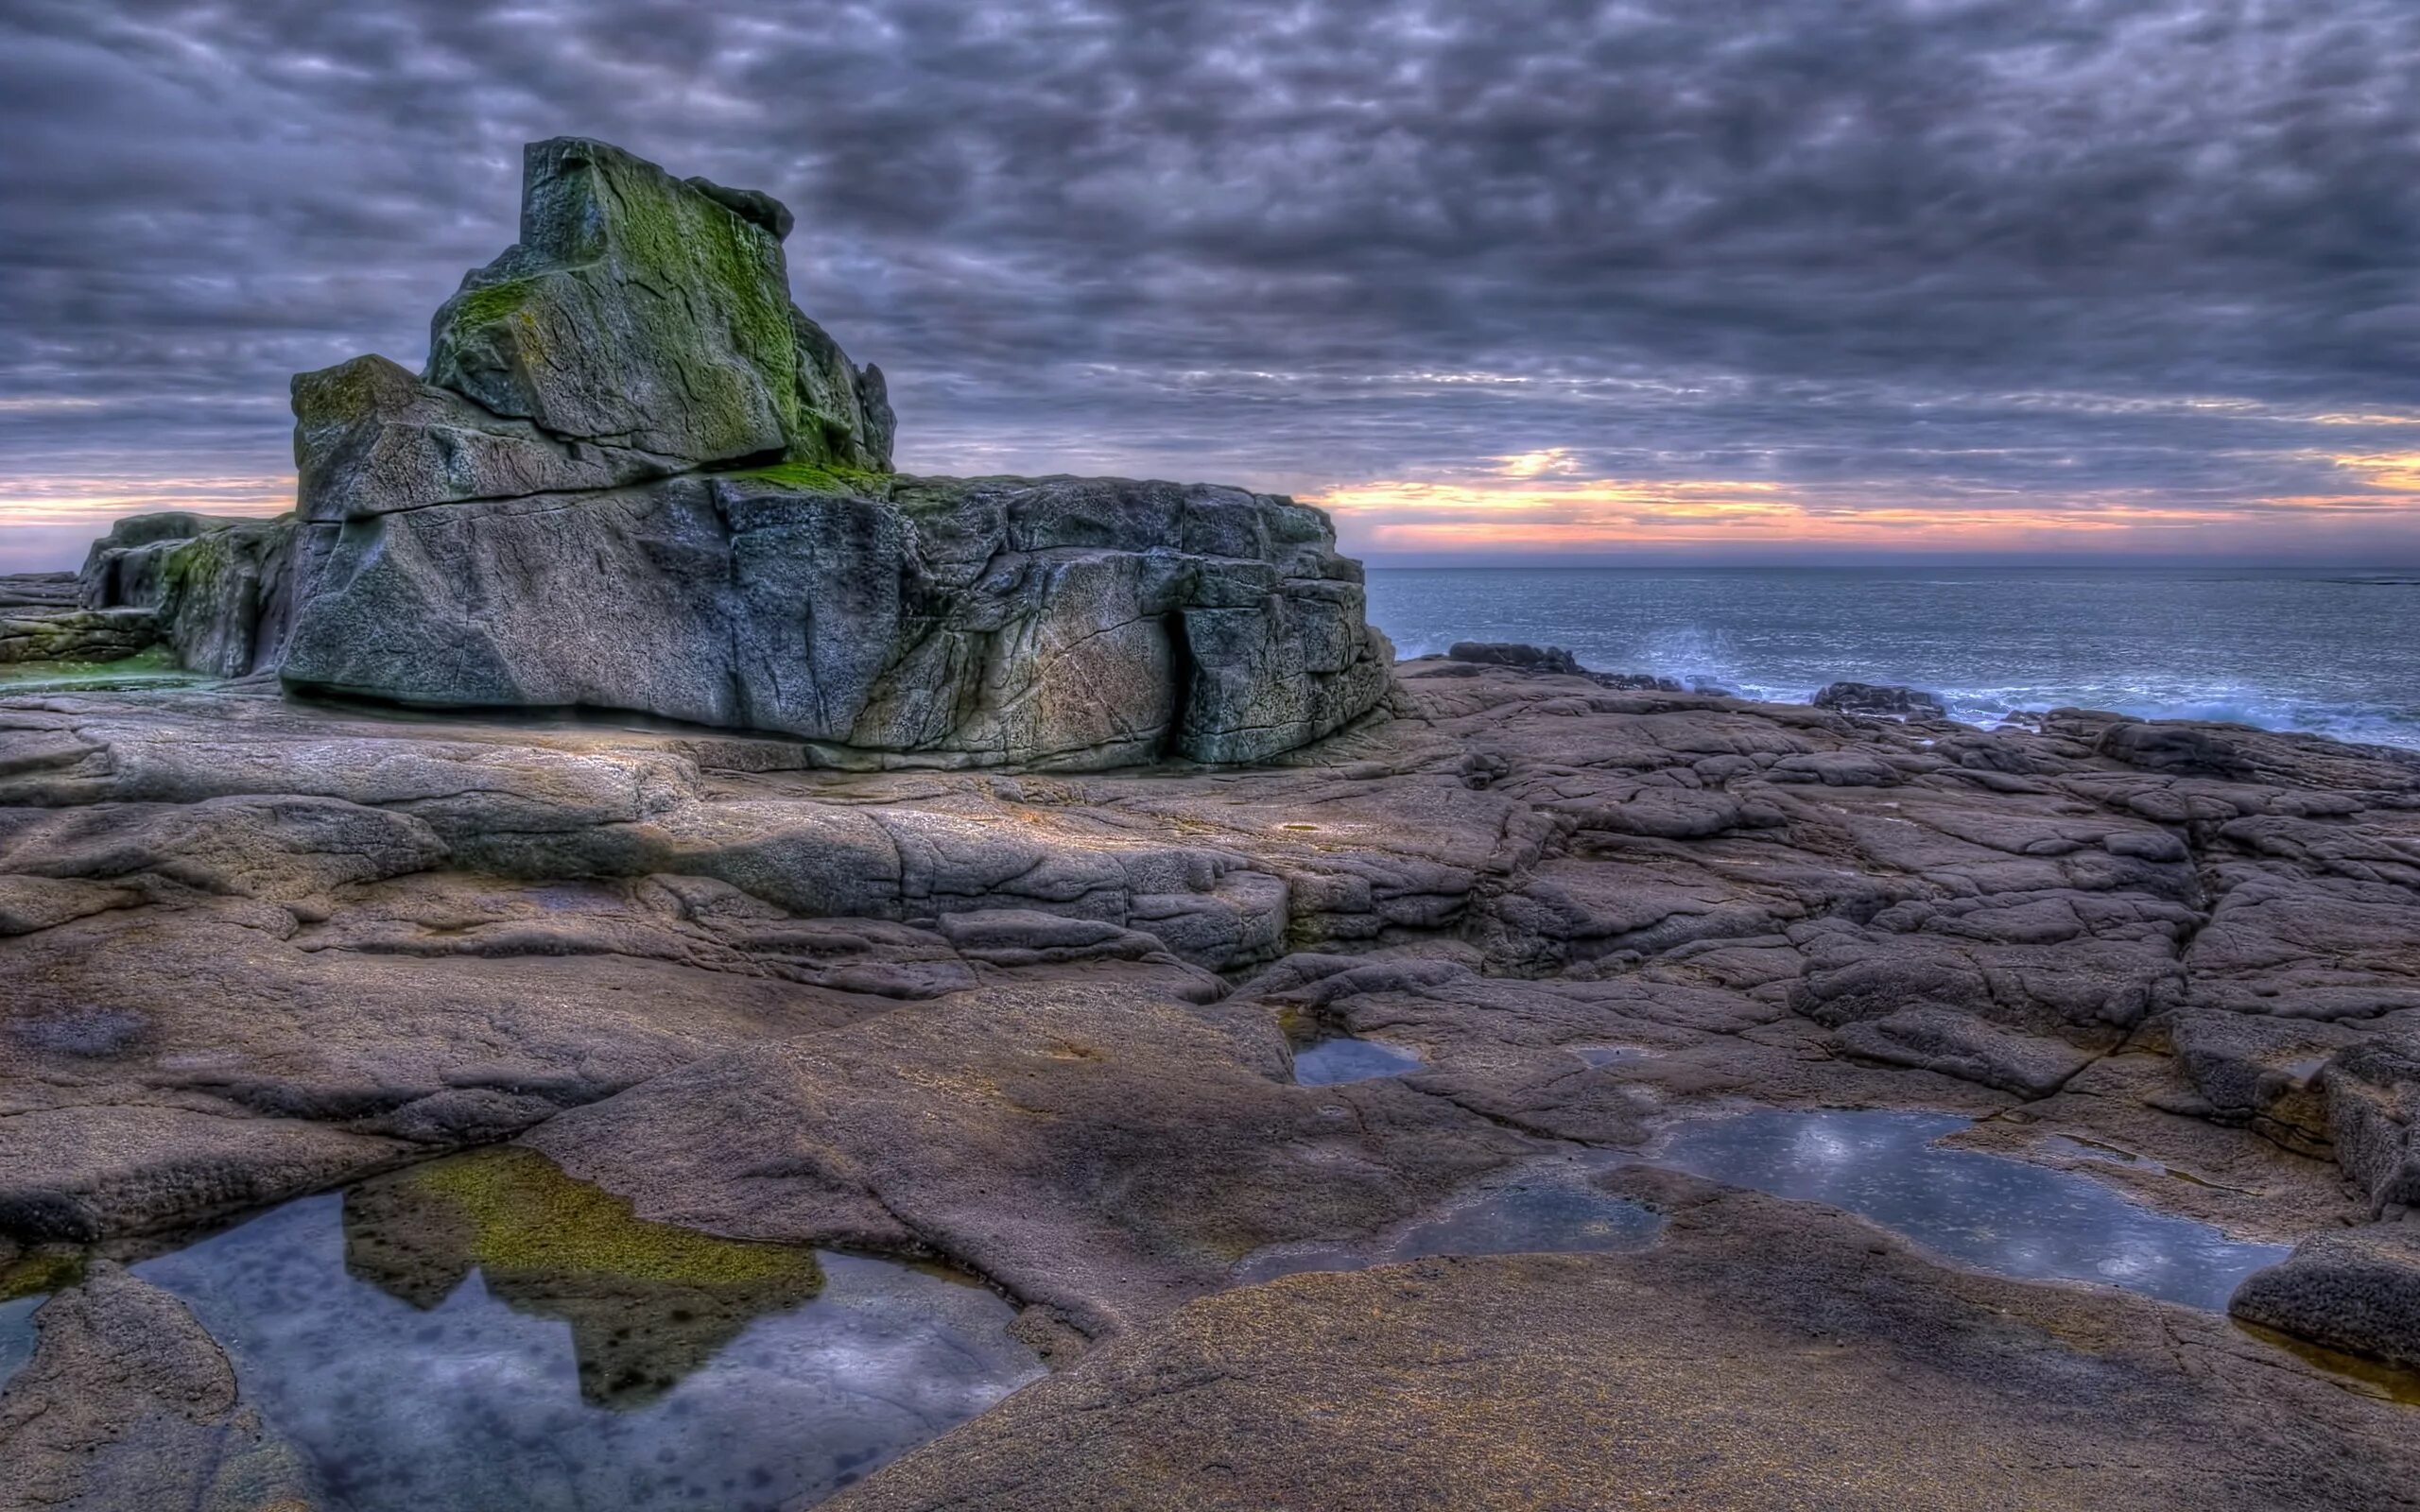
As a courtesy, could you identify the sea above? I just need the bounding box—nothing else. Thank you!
[1364,567,2420,751]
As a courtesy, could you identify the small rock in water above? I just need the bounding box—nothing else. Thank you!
[1812,680,1947,719]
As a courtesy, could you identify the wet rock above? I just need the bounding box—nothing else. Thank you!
[0,1261,320,1510]
[2231,1221,2420,1370]
[1445,642,1584,676]
[1813,680,1947,719]
[833,1175,2419,1512]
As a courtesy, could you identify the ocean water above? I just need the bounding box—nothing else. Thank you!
[1366,567,2420,750]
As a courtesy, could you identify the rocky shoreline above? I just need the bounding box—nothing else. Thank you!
[3,136,2418,1509]
[5,650,2420,1506]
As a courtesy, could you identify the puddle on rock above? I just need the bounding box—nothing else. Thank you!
[1236,1151,1662,1282]
[1649,1108,2291,1311]
[1291,1034,1425,1085]
[11,1147,1042,1511]
[0,1248,82,1392]
[2232,1320,2420,1407]
[0,1295,38,1391]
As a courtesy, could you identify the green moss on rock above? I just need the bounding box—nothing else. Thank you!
[0,1247,87,1302]
[723,458,890,496]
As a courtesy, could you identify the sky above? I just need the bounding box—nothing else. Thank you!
[3,0,2418,572]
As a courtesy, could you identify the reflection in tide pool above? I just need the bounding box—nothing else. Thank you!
[107,1148,1044,1512]
[1236,1151,1662,1281]
[1291,1034,1425,1085]
[1651,1108,2291,1311]
[0,1295,37,1391]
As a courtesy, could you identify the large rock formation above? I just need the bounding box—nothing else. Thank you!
[69,136,1390,768]
[280,468,1388,767]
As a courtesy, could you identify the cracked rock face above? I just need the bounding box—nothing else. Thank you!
[4,660,2420,1503]
[278,470,1392,767]
[72,136,1392,768]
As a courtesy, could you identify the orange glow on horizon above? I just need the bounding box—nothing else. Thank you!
[0,475,294,527]
[1308,456,2420,553]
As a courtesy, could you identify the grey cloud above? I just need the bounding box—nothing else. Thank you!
[1,0,2416,567]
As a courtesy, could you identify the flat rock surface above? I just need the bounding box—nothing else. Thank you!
[826,1173,2420,1512]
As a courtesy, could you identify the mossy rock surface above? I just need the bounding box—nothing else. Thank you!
[421,137,889,472]
[0,646,199,693]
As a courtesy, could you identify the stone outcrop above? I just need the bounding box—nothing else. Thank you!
[14,134,2420,1512]
[54,136,1391,767]
[279,468,1390,767]
[0,608,155,664]
[75,511,325,678]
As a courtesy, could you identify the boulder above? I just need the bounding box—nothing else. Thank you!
[1446,642,1585,676]
[1812,680,1947,719]
[2231,1221,2420,1369]
[77,512,327,679]
[280,471,1392,766]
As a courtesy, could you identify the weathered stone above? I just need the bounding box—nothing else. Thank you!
[0,607,156,664]
[0,1262,320,1510]
[7,595,2419,1503]
[78,513,325,678]
[291,352,675,522]
[422,136,888,472]
[831,1175,2420,1512]
[1445,641,1584,676]
[1835,1005,2097,1096]
[0,573,77,611]
[1814,680,1948,719]
[2231,1220,2420,1370]
[279,472,1391,766]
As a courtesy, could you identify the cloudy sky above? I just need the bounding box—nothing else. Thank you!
[3,0,2417,570]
